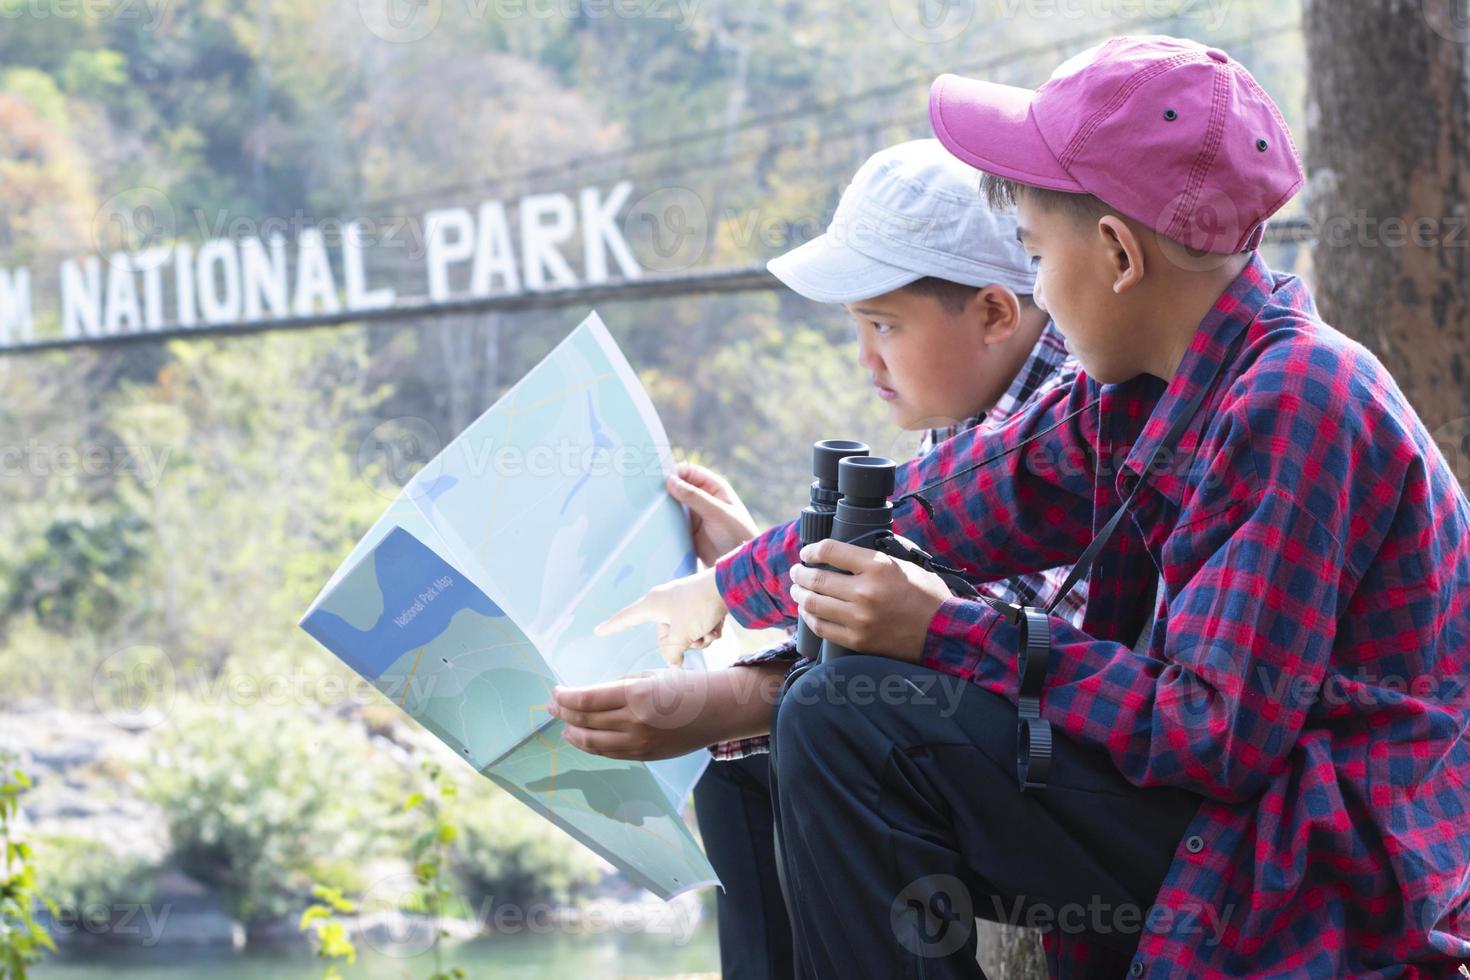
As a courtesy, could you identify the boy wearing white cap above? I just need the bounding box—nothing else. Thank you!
[586,37,1470,979]
[549,138,1086,979]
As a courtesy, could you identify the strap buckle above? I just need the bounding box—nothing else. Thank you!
[1016,607,1053,793]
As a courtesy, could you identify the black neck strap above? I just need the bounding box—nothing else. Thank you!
[1039,330,1245,616]
[889,330,1247,622]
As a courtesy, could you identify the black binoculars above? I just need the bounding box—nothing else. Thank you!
[791,437,1053,793]
[793,438,899,663]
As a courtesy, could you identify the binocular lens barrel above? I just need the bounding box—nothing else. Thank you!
[820,456,897,662]
[795,440,869,660]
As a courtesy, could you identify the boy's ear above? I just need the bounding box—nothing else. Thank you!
[1096,214,1146,294]
[970,285,1022,343]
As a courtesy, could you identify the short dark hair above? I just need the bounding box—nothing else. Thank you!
[979,173,1111,224]
[900,276,1035,314]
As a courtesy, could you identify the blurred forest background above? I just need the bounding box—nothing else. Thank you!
[0,0,1314,696]
[0,0,1462,975]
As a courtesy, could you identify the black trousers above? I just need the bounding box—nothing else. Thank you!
[693,749,797,979]
[763,655,1204,980]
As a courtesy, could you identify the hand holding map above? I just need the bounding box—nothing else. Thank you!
[300,312,720,900]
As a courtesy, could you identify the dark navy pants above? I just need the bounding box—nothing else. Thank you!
[693,750,796,979]
[763,655,1204,980]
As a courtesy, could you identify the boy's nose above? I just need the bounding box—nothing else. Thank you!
[856,333,882,372]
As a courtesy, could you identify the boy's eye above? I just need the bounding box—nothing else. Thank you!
[873,321,894,334]
[1028,254,1041,268]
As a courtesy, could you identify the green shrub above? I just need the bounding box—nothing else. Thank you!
[143,699,402,925]
[32,835,155,932]
[448,780,603,909]
[1,758,56,978]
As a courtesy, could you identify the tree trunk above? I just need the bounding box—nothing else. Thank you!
[1302,0,1470,442]
[976,921,1048,979]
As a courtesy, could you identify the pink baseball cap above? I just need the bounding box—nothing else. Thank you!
[929,35,1304,254]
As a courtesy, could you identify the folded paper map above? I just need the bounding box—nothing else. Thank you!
[300,312,719,900]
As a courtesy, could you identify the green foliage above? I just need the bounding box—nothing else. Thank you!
[0,329,387,702]
[142,699,397,925]
[0,513,148,635]
[58,50,127,100]
[404,761,465,980]
[448,780,602,910]
[635,305,905,526]
[0,757,56,980]
[298,883,357,980]
[31,836,154,933]
[0,68,66,126]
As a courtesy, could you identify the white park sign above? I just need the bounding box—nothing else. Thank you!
[0,181,644,349]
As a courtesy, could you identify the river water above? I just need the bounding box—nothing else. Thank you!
[35,919,720,978]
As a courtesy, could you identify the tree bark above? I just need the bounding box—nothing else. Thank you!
[977,921,1048,979]
[1302,0,1470,439]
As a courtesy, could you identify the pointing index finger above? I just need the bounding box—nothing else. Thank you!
[594,595,658,636]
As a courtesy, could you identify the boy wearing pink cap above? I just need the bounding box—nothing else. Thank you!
[591,36,1470,978]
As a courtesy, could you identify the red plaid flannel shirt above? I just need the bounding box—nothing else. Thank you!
[713,254,1470,977]
[709,320,1084,760]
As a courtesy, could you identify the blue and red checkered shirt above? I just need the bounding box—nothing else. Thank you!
[709,319,1085,761]
[714,253,1470,976]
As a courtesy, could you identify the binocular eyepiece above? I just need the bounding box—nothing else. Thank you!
[795,440,898,662]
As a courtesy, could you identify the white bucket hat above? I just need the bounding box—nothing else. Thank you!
[768,138,1036,304]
